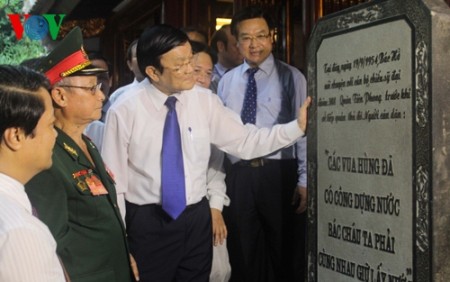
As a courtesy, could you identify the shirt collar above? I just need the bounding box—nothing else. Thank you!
[131,78,139,86]
[145,79,186,111]
[55,128,80,161]
[241,53,274,77]
[54,128,95,167]
[214,63,227,78]
[0,173,32,214]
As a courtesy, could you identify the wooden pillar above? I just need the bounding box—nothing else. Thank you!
[181,0,213,39]
[104,0,162,89]
[162,0,184,27]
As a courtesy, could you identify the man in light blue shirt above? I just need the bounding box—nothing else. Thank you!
[210,25,243,93]
[217,6,307,282]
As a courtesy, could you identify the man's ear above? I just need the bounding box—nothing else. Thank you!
[127,60,133,71]
[50,87,68,108]
[269,30,275,44]
[217,41,226,52]
[146,66,160,82]
[2,127,25,151]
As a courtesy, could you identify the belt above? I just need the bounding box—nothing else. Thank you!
[126,197,207,211]
[236,158,273,167]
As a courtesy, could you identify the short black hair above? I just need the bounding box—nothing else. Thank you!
[0,65,50,138]
[180,26,208,43]
[137,24,189,77]
[231,6,274,37]
[87,51,111,73]
[190,40,217,65]
[210,25,229,54]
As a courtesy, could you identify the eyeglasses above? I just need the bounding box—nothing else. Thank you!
[238,33,271,45]
[59,83,103,95]
[193,68,213,79]
[164,59,194,74]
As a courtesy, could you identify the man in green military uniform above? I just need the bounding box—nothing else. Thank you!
[25,27,139,282]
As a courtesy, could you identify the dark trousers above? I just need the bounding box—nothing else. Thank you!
[125,197,212,282]
[223,159,307,282]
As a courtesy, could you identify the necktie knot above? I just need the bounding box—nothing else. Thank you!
[247,67,258,77]
[165,96,177,110]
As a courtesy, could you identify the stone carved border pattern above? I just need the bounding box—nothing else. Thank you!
[337,5,383,29]
[416,165,429,252]
[307,161,316,225]
[415,41,428,128]
[306,62,318,281]
[415,39,430,257]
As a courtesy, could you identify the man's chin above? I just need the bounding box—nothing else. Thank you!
[44,159,53,170]
[182,81,196,91]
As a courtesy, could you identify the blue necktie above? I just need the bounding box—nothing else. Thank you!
[161,96,186,219]
[241,68,259,124]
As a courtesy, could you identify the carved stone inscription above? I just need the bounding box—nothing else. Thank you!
[317,20,413,282]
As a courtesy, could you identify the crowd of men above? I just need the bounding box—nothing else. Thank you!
[0,5,310,282]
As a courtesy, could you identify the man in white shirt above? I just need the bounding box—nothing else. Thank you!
[0,65,65,281]
[102,24,311,282]
[108,39,145,106]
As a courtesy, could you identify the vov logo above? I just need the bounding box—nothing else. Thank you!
[7,14,66,40]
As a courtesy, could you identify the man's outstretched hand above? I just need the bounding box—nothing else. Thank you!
[297,96,312,133]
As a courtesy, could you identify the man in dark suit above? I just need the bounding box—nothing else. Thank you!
[25,27,139,282]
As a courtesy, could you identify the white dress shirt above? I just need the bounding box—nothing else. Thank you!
[85,80,142,151]
[108,78,140,105]
[0,173,65,282]
[102,80,304,217]
[206,144,229,211]
[84,120,104,151]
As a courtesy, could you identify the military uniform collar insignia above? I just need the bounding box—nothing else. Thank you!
[63,142,79,158]
[83,134,97,149]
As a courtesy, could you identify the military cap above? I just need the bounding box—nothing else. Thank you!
[37,27,107,85]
